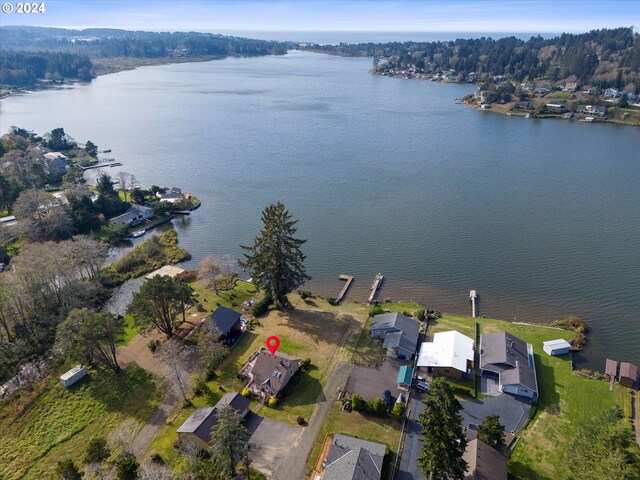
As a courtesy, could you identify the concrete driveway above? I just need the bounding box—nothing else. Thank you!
[246,412,301,479]
[345,358,406,400]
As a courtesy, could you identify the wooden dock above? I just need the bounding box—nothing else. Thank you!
[82,160,123,170]
[470,290,477,318]
[336,274,354,304]
[368,273,384,303]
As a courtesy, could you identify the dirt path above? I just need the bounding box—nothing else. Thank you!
[275,362,352,480]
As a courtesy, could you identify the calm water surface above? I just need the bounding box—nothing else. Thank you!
[1,51,638,369]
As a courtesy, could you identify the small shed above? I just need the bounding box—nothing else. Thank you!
[542,339,571,356]
[619,362,638,389]
[60,365,87,387]
[397,365,413,391]
[604,359,618,381]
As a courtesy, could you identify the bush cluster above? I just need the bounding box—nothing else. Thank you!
[251,294,272,317]
[351,393,404,419]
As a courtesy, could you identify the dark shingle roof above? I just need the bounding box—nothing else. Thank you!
[176,392,250,444]
[372,312,419,356]
[463,439,507,480]
[481,331,537,394]
[323,434,386,480]
[246,350,301,396]
[620,362,638,381]
[210,306,241,336]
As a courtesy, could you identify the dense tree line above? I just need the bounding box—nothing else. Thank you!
[305,27,639,90]
[0,50,94,87]
[0,26,288,65]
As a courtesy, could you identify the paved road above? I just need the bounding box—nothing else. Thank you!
[275,362,352,480]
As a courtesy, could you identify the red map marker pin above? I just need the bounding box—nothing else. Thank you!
[266,336,280,355]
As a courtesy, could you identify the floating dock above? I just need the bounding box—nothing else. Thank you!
[469,290,477,317]
[368,273,384,303]
[336,274,354,304]
[82,160,123,170]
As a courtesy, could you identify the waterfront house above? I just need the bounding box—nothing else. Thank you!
[42,151,69,177]
[514,101,534,110]
[60,365,87,388]
[177,392,250,450]
[157,187,184,203]
[463,439,508,480]
[209,305,242,344]
[239,348,301,401]
[417,330,474,380]
[542,339,571,356]
[480,331,538,400]
[546,103,567,111]
[584,105,607,116]
[605,359,618,381]
[108,205,154,226]
[371,312,420,360]
[619,362,638,389]
[321,434,386,480]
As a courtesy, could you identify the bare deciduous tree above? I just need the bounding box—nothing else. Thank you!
[116,171,132,201]
[107,418,143,454]
[157,339,192,402]
[198,255,222,293]
[139,462,174,480]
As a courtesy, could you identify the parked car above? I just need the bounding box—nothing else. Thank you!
[416,381,430,393]
[382,390,393,408]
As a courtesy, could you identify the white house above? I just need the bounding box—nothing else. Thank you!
[417,330,474,380]
[108,205,154,226]
[542,339,571,356]
[604,88,620,98]
[60,365,87,387]
[157,187,183,204]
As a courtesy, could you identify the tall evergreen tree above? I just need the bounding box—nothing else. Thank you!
[417,377,467,480]
[239,202,310,308]
[210,405,248,479]
[477,414,505,446]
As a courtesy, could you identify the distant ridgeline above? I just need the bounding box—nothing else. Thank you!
[0,26,290,88]
[304,27,640,90]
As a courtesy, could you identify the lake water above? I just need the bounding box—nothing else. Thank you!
[1,51,638,370]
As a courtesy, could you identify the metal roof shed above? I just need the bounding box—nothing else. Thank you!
[60,365,87,388]
[542,339,571,356]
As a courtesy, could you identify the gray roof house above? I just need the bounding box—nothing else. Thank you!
[108,205,154,226]
[480,331,538,400]
[371,312,420,360]
[177,392,250,450]
[239,348,301,400]
[210,306,242,341]
[157,187,183,203]
[322,434,386,480]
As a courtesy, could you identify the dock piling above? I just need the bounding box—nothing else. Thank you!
[470,290,477,318]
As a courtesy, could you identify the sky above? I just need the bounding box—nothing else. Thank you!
[0,0,638,35]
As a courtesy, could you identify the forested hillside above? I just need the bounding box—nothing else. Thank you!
[0,26,289,88]
[305,27,640,90]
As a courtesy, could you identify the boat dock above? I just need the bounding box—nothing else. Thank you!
[336,274,354,303]
[470,290,477,317]
[82,160,123,170]
[368,273,384,303]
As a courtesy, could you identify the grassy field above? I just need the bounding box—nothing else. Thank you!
[429,314,638,479]
[117,313,141,345]
[547,91,573,99]
[352,315,385,365]
[0,366,162,480]
[308,399,402,479]
[147,293,369,466]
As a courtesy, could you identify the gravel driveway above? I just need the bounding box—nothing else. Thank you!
[246,412,302,479]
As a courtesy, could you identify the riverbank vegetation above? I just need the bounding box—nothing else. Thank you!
[101,230,190,287]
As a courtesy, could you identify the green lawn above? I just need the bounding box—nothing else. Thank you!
[547,91,573,99]
[429,313,637,479]
[308,400,401,479]
[379,301,424,317]
[117,313,141,345]
[0,366,162,480]
[352,315,385,365]
[190,279,258,311]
